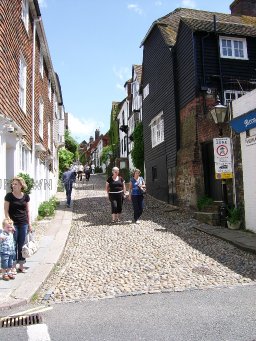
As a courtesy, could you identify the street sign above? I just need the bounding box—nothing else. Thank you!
[213,138,233,179]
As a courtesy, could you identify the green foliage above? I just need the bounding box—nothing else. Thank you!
[17,172,34,194]
[65,130,78,158]
[119,168,131,183]
[95,166,103,173]
[197,195,214,211]
[38,196,59,219]
[79,152,86,165]
[131,122,144,176]
[109,104,119,147]
[227,206,242,224]
[58,148,74,179]
[101,145,112,164]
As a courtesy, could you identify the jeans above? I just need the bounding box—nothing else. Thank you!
[1,253,13,269]
[65,184,73,206]
[14,224,28,264]
[132,195,144,222]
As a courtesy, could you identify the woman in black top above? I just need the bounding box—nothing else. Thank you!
[4,176,32,273]
[106,167,126,223]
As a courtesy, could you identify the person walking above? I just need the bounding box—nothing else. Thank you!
[77,164,84,181]
[106,167,126,223]
[128,169,146,224]
[85,165,91,181]
[62,166,76,208]
[4,176,32,273]
[91,163,95,174]
[0,218,16,280]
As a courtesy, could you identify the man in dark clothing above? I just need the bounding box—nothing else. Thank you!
[62,167,76,208]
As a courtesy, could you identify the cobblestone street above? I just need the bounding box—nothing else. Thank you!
[38,174,256,303]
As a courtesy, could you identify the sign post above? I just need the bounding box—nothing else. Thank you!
[213,137,233,179]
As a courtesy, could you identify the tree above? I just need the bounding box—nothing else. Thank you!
[65,130,78,158]
[58,148,74,178]
[131,122,144,176]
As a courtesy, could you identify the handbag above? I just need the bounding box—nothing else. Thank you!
[139,185,146,195]
[22,232,38,258]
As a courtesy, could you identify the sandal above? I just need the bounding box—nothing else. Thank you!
[17,268,27,273]
[2,274,9,281]
[8,273,15,280]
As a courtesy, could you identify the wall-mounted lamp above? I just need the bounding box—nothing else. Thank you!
[210,96,227,136]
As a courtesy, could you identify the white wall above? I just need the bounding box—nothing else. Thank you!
[232,89,256,233]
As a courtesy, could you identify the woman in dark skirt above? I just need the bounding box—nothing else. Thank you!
[106,167,126,223]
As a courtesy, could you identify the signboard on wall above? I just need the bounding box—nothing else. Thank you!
[213,137,233,179]
[229,110,256,133]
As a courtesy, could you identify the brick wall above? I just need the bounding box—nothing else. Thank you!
[176,94,234,208]
[0,0,55,159]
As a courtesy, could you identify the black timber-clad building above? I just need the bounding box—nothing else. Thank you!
[141,0,256,207]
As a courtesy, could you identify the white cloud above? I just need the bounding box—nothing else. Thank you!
[155,1,163,6]
[113,66,130,91]
[181,0,196,8]
[67,113,104,142]
[38,0,47,8]
[127,4,144,15]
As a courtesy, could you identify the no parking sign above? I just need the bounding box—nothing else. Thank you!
[213,138,233,179]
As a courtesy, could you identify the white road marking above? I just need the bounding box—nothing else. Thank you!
[27,324,51,341]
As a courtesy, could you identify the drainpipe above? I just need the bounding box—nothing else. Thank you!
[32,17,41,179]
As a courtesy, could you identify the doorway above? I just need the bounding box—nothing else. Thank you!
[202,142,222,200]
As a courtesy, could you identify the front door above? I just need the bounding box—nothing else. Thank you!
[202,142,222,200]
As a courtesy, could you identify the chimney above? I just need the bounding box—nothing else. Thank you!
[89,136,93,144]
[230,0,256,16]
[95,128,100,140]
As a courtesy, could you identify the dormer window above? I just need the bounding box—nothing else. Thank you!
[219,36,248,60]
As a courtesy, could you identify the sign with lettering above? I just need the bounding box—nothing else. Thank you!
[245,134,256,146]
[213,138,233,179]
[229,110,256,133]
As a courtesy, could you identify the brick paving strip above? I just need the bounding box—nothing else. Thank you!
[37,175,256,303]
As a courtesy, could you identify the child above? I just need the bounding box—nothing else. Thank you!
[0,218,16,281]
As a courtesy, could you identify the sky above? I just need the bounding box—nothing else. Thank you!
[38,0,233,143]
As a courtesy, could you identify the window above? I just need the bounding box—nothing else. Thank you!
[21,0,29,32]
[152,166,157,181]
[39,48,44,77]
[19,55,27,112]
[48,121,51,150]
[143,84,149,100]
[48,79,51,101]
[39,99,44,139]
[20,145,29,172]
[150,111,164,147]
[219,36,248,60]
[224,90,247,105]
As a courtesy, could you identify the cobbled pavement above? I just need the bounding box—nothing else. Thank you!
[37,175,256,303]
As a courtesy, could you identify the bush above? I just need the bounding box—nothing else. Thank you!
[17,173,34,194]
[38,196,59,219]
[227,206,242,224]
[197,195,213,211]
[95,166,103,173]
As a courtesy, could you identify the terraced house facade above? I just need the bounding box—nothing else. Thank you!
[141,0,256,208]
[0,0,65,221]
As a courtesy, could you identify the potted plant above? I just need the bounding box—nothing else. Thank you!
[226,206,242,230]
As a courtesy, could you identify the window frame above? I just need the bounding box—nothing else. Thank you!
[150,111,164,148]
[21,0,29,32]
[48,79,51,101]
[224,90,248,105]
[39,98,44,139]
[39,48,44,78]
[19,54,27,113]
[219,36,248,60]
[143,84,149,100]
